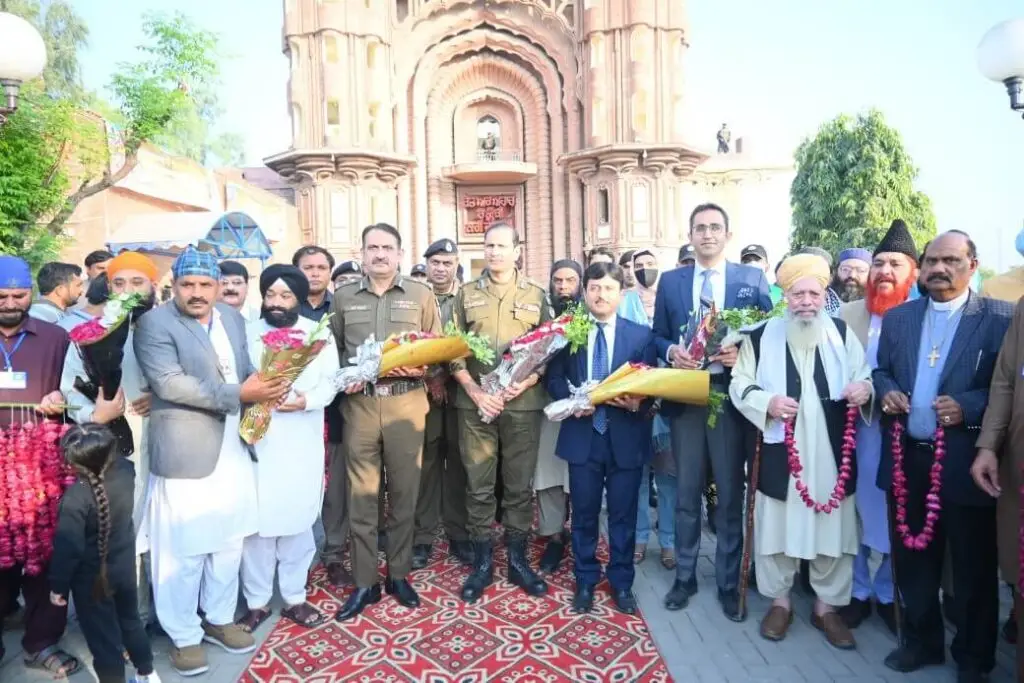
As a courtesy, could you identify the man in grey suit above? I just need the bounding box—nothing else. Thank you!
[134,246,288,677]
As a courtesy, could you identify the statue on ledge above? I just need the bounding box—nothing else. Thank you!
[717,123,731,154]
[477,115,501,161]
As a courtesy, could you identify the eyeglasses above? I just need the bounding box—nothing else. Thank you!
[691,223,725,235]
[838,264,869,277]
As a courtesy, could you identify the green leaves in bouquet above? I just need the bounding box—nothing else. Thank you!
[718,299,787,331]
[563,301,593,354]
[706,389,728,429]
[444,321,495,365]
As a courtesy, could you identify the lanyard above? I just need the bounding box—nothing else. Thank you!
[0,332,26,371]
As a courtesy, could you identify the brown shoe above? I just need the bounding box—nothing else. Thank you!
[202,622,256,654]
[170,644,209,676]
[812,610,857,650]
[327,561,352,587]
[759,606,794,641]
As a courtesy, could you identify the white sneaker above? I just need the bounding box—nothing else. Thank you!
[130,673,163,683]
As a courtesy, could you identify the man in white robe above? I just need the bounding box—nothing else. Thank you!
[134,247,289,676]
[61,251,160,627]
[237,265,339,631]
[730,254,873,650]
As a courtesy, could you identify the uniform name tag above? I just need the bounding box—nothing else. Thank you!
[0,370,28,390]
[344,305,371,313]
[464,298,486,309]
[391,300,419,310]
[517,303,540,313]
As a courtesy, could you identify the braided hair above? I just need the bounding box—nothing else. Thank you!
[59,424,117,600]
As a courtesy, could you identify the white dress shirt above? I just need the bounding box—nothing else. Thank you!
[929,289,969,317]
[692,261,727,312]
[586,316,617,381]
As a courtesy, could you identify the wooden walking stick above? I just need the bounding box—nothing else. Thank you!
[738,431,763,619]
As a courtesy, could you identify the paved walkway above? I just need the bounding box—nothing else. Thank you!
[1,531,1017,682]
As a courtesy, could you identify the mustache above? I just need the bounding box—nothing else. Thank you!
[187,297,209,305]
[222,289,239,296]
[927,274,951,282]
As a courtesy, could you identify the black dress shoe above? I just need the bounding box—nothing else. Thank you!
[334,585,382,621]
[883,645,945,673]
[875,601,897,636]
[449,540,476,566]
[538,531,568,574]
[837,597,872,629]
[718,589,744,622]
[663,579,697,611]
[572,584,595,613]
[613,589,638,615]
[385,576,420,608]
[956,670,989,683]
[411,544,431,570]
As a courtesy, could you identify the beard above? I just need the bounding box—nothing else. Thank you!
[0,308,28,328]
[866,276,913,316]
[131,291,157,320]
[785,310,825,352]
[551,292,579,315]
[833,274,865,303]
[262,305,301,328]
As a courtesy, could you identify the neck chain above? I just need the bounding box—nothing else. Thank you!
[924,306,962,368]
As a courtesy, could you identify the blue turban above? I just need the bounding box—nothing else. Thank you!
[172,246,221,281]
[838,248,872,265]
[0,255,33,289]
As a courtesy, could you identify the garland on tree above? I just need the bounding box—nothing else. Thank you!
[0,420,75,575]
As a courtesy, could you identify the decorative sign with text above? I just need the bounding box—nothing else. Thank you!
[461,194,517,236]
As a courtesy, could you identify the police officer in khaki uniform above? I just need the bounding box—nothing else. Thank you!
[330,223,443,621]
[450,223,554,603]
[412,238,474,570]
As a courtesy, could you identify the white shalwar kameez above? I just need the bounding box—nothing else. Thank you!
[240,317,340,609]
[729,316,872,606]
[139,310,259,648]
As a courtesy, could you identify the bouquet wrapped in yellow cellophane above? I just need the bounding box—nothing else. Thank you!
[335,322,495,387]
[544,362,717,422]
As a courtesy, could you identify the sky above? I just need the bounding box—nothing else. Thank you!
[72,0,1024,272]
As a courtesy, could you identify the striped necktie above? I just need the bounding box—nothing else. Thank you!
[699,268,715,317]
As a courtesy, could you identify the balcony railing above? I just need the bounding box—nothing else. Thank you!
[468,149,524,163]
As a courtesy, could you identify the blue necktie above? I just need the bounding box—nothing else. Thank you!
[592,322,609,434]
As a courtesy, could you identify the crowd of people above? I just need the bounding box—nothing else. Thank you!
[0,202,1021,683]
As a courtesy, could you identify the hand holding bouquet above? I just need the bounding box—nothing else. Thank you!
[239,315,333,445]
[335,323,494,391]
[545,362,711,421]
[682,300,786,369]
[69,292,146,401]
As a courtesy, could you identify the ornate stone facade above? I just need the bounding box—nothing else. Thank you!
[267,0,792,277]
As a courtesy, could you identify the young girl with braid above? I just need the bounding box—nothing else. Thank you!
[48,424,160,683]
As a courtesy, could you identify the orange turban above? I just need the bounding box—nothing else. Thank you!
[106,252,158,282]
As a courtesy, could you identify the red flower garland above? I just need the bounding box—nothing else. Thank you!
[890,419,945,551]
[0,420,74,574]
[784,404,859,514]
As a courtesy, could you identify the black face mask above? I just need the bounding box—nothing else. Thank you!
[635,268,659,289]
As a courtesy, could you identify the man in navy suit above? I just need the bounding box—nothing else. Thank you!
[874,231,1012,683]
[546,262,657,614]
[652,203,773,621]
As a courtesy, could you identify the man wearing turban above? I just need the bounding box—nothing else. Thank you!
[236,264,338,633]
[61,251,161,630]
[730,253,873,649]
[133,246,289,675]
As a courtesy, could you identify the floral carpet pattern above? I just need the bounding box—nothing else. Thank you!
[239,538,673,682]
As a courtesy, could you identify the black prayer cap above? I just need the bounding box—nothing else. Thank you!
[550,259,583,279]
[424,238,458,258]
[332,261,361,280]
[873,219,918,264]
[259,264,309,301]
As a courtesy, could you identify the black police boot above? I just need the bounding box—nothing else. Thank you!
[460,538,494,603]
[506,532,547,596]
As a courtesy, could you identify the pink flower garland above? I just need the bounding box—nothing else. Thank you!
[890,419,945,551]
[0,420,74,574]
[784,405,859,514]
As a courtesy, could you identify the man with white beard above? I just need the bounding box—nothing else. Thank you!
[837,220,919,634]
[730,254,873,649]
[237,265,339,632]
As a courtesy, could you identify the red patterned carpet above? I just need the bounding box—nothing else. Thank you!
[240,538,673,682]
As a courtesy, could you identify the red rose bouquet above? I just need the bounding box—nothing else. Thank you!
[68,292,145,401]
[0,419,75,575]
[239,315,334,445]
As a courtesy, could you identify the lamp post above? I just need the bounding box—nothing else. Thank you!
[0,11,47,127]
[977,18,1024,117]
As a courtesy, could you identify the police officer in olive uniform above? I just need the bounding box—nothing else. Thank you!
[449,223,554,603]
[412,238,474,570]
[330,223,443,621]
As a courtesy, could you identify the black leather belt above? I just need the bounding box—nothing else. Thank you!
[363,380,424,398]
[907,438,936,451]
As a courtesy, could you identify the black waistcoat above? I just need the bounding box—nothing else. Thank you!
[746,321,853,502]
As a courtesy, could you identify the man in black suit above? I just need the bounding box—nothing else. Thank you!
[873,231,1012,683]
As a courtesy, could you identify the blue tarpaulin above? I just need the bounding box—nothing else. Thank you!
[105,211,272,262]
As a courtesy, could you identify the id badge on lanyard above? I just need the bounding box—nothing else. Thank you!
[0,332,28,390]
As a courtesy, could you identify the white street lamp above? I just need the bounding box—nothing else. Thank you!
[0,11,47,126]
[978,18,1024,117]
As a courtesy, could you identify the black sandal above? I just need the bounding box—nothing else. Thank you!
[236,607,272,633]
[24,645,82,678]
[281,603,327,628]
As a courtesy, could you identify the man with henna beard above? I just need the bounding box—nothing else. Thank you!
[873,231,1012,682]
[838,221,919,635]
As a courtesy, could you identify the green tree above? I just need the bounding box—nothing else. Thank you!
[789,109,937,257]
[0,11,220,267]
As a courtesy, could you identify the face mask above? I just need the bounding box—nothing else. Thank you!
[635,268,659,289]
